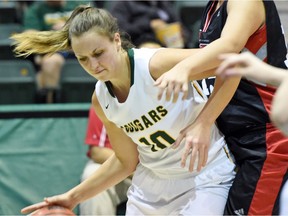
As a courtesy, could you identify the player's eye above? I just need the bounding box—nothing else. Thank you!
[78,57,87,62]
[93,51,103,57]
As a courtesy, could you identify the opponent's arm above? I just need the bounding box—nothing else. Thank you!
[152,0,265,103]
[215,51,288,135]
[271,77,288,135]
[216,52,288,87]
[150,48,217,102]
[191,0,265,125]
[166,0,266,172]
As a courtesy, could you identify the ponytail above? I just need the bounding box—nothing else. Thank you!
[11,4,134,57]
[11,29,70,57]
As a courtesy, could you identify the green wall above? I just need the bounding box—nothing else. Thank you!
[0,104,90,215]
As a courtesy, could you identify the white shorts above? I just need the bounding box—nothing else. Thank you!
[126,148,235,215]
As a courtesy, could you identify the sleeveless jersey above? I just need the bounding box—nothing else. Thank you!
[95,48,227,178]
[199,0,288,135]
[198,1,288,215]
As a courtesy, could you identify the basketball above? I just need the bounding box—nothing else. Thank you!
[30,206,75,216]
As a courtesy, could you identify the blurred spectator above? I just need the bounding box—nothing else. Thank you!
[93,1,105,8]
[23,0,90,103]
[0,1,19,24]
[80,107,131,215]
[110,1,188,48]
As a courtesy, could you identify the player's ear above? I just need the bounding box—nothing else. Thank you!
[114,33,121,51]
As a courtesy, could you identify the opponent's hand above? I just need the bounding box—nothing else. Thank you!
[21,193,76,214]
[173,122,211,172]
[216,52,266,80]
[154,67,190,103]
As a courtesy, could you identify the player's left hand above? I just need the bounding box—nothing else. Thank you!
[154,67,190,103]
[173,122,211,172]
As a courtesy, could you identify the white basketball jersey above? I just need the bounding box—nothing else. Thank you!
[95,48,227,178]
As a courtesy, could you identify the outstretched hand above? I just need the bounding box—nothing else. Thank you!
[216,52,268,80]
[21,193,76,214]
[173,122,211,172]
[21,201,49,214]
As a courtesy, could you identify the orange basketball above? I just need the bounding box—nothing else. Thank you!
[30,206,75,216]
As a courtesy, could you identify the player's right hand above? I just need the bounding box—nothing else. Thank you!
[21,193,76,214]
[21,201,49,214]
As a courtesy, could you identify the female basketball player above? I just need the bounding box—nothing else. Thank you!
[14,6,235,215]
[216,51,288,216]
[154,0,288,215]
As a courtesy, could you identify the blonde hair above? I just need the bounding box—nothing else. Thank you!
[12,5,134,57]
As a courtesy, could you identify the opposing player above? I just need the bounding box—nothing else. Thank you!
[154,0,288,215]
[216,52,288,215]
[13,5,235,215]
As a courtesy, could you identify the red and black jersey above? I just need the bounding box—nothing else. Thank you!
[198,1,288,215]
[199,0,287,135]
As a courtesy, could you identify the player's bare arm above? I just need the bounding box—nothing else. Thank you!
[216,52,288,86]
[21,93,139,214]
[46,93,139,208]
[154,0,265,103]
[150,48,217,103]
[193,0,266,126]
[271,77,288,135]
[163,0,266,172]
[92,92,139,170]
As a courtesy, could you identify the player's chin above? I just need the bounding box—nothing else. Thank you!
[96,77,109,82]
[94,71,110,82]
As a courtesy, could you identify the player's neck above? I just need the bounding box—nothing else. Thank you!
[111,51,131,103]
